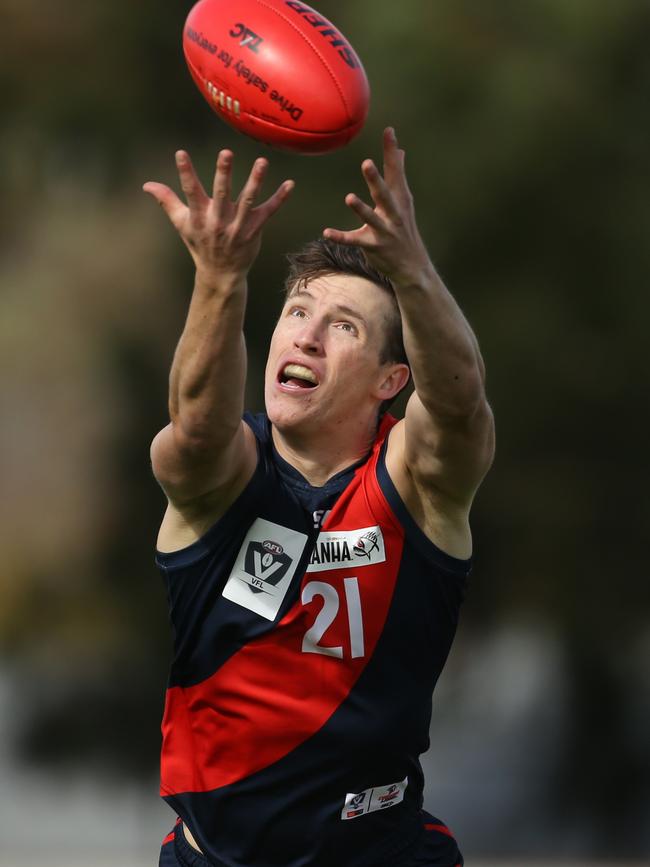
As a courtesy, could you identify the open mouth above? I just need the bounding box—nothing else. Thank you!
[279,363,319,389]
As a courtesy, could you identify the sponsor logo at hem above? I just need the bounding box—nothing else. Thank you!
[340,776,408,820]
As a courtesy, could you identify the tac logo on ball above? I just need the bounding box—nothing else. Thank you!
[182,0,370,154]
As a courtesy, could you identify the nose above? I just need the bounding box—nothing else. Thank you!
[294,321,324,355]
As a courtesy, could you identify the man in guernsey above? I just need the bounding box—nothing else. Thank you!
[144,127,494,867]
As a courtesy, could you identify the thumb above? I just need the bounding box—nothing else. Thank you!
[143,182,187,230]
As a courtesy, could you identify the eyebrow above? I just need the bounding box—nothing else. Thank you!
[288,289,366,323]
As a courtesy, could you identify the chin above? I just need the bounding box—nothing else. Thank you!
[265,388,328,437]
[265,390,305,427]
[266,401,309,432]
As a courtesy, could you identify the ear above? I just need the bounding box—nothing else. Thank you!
[374,363,411,402]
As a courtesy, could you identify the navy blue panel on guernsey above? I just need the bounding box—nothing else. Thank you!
[156,412,470,867]
[156,413,339,688]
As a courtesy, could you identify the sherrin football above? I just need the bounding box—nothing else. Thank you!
[182,0,370,154]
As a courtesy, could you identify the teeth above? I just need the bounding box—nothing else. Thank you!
[283,364,318,384]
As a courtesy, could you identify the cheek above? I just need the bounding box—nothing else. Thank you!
[264,344,279,384]
[332,348,378,388]
[267,325,285,360]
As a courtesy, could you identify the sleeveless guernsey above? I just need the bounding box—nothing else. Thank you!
[155,412,470,867]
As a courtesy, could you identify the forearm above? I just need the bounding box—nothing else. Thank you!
[169,269,248,448]
[395,263,486,419]
[145,149,294,456]
[322,128,487,419]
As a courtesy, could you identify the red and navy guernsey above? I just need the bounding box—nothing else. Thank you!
[155,412,471,867]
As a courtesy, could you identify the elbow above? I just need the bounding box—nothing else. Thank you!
[168,408,240,455]
[454,366,488,418]
[150,418,235,487]
[420,365,489,423]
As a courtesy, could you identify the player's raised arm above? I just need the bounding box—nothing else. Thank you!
[324,128,494,553]
[144,149,294,510]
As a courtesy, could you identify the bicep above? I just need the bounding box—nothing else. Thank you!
[150,418,258,506]
[401,391,495,507]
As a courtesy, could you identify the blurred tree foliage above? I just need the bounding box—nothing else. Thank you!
[1,0,649,855]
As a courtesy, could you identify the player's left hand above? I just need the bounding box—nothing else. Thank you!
[323,128,434,289]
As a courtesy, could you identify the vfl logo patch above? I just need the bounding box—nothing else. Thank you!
[222,519,308,620]
[245,540,291,595]
[307,526,386,573]
[341,777,408,820]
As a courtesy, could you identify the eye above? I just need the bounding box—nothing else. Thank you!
[288,307,307,319]
[335,321,357,335]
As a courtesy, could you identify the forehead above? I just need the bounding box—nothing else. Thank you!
[285,272,393,325]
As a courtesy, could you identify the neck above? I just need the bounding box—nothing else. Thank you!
[271,413,379,487]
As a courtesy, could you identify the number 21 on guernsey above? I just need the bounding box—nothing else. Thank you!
[301,577,365,660]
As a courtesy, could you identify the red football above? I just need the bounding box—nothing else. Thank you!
[182,0,370,154]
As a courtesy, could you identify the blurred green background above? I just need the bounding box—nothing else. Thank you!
[1,0,649,862]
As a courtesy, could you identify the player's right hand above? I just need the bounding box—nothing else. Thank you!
[143,149,294,285]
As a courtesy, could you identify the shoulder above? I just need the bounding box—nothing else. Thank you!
[243,410,272,444]
[383,417,477,560]
[155,412,271,555]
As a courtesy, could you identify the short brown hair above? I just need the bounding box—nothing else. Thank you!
[284,238,409,415]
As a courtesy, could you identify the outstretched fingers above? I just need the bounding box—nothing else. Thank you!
[382,127,411,201]
[322,225,367,247]
[233,157,269,229]
[255,179,295,226]
[344,192,386,230]
[211,149,234,221]
[145,147,295,264]
[361,159,401,221]
[175,151,210,213]
[322,188,389,248]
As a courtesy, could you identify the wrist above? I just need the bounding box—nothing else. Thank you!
[194,265,247,297]
[391,259,440,294]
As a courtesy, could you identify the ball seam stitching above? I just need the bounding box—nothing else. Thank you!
[251,0,352,122]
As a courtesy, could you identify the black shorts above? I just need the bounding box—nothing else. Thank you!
[158,811,463,867]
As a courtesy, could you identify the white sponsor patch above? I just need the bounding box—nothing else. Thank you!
[222,519,308,620]
[341,777,408,820]
[306,526,386,573]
